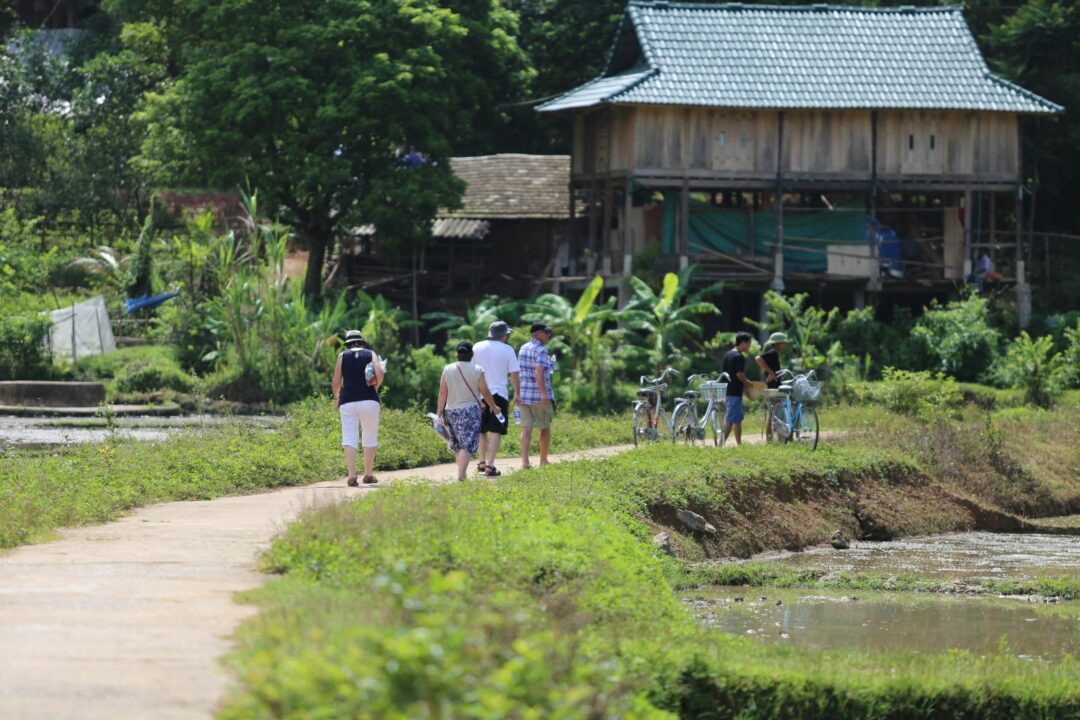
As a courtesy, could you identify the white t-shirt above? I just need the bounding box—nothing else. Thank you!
[472,340,520,399]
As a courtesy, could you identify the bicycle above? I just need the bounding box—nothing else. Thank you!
[631,368,680,445]
[681,372,731,447]
[763,369,822,450]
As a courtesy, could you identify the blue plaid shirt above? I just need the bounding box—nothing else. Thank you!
[517,339,553,404]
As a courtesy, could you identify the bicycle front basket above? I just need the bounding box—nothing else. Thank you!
[700,381,727,402]
[792,378,823,404]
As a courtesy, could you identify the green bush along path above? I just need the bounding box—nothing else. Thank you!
[222,435,1080,719]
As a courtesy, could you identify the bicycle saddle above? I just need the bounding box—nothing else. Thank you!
[778,384,793,392]
[683,390,701,399]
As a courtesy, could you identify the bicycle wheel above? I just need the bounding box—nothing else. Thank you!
[710,404,723,447]
[794,404,819,451]
[768,400,791,445]
[672,403,697,445]
[654,407,672,443]
[631,402,643,447]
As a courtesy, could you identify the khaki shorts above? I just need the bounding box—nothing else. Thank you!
[519,403,553,430]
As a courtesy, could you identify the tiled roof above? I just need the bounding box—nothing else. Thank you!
[443,155,572,219]
[538,2,1062,114]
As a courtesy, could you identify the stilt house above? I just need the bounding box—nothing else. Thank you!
[538,1,1062,318]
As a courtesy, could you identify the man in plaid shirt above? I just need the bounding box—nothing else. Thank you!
[518,322,555,468]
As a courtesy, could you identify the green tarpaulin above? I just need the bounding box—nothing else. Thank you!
[662,193,867,272]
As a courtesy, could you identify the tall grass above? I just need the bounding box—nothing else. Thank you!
[222,445,1080,718]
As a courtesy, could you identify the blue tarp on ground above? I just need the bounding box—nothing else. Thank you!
[124,292,178,314]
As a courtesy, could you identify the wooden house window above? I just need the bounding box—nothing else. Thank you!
[930,134,936,150]
[718,131,726,148]
[908,134,914,150]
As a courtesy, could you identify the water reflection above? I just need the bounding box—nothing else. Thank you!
[691,590,1080,658]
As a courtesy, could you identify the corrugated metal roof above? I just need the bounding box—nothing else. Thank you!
[347,219,490,241]
[432,218,491,240]
[538,2,1062,114]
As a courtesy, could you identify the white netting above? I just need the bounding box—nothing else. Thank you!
[792,377,822,405]
[47,296,116,364]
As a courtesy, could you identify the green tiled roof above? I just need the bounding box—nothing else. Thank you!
[538,2,1062,114]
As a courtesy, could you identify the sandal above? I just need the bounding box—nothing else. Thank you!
[484,467,502,478]
[347,476,359,487]
[362,475,378,484]
[477,461,490,474]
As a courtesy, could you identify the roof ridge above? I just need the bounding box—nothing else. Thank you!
[627,1,963,12]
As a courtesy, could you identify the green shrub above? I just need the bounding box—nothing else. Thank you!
[909,293,1002,382]
[993,331,1068,408]
[876,367,963,417]
[114,362,197,394]
[381,344,445,410]
[74,345,181,380]
[0,312,53,380]
[1063,319,1080,388]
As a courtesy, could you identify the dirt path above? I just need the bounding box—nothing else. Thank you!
[0,444,631,720]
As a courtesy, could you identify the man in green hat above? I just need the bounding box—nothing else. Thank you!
[756,332,788,389]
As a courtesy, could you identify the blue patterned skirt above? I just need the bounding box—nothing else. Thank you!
[444,405,482,455]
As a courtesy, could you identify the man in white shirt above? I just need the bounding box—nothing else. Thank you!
[471,321,521,477]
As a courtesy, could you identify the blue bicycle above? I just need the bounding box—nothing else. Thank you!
[764,369,821,450]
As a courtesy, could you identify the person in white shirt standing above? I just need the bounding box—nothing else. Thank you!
[471,321,521,477]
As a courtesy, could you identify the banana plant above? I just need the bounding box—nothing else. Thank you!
[423,295,522,349]
[625,265,722,370]
[524,275,626,393]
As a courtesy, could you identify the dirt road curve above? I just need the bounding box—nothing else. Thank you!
[0,445,631,720]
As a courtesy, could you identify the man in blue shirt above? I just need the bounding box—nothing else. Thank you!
[517,322,555,468]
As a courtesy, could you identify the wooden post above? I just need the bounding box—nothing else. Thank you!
[602,181,614,276]
[962,188,973,279]
[771,111,785,292]
[622,178,633,276]
[587,176,599,271]
[869,111,881,287]
[679,178,690,269]
[747,205,755,258]
[988,192,997,263]
[70,302,77,364]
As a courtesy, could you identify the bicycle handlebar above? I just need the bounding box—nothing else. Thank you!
[776,368,818,381]
[640,367,680,386]
[689,372,731,385]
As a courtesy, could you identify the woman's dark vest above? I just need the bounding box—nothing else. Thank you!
[340,348,379,404]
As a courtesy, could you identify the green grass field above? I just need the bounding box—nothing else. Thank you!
[221,440,1080,718]
[0,401,629,548]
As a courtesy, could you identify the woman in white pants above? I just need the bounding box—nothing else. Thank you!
[332,330,384,485]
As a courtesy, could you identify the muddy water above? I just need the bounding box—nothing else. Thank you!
[0,415,283,448]
[689,588,1080,659]
[770,532,1080,580]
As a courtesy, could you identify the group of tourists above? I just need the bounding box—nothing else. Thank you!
[332,321,557,485]
[334,318,792,482]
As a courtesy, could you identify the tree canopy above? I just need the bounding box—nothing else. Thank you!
[109,0,530,294]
